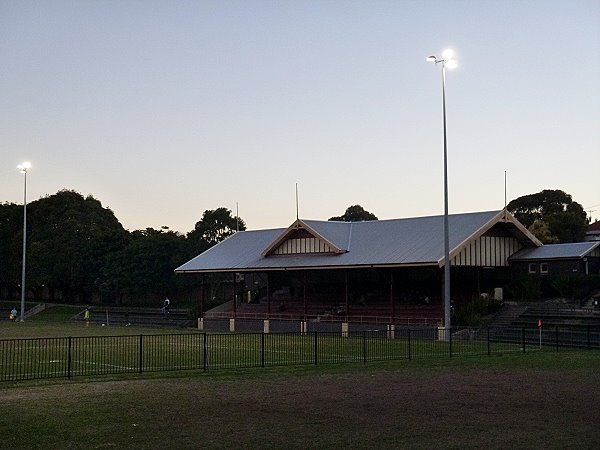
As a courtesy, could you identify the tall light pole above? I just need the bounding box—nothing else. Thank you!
[17,161,31,322]
[427,49,457,331]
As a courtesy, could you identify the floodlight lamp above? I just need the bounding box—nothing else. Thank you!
[441,49,455,59]
[17,161,32,173]
[426,55,437,62]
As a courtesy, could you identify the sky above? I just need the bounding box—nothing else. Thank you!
[2,0,599,233]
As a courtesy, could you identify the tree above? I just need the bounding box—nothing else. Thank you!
[528,220,559,244]
[0,203,25,294]
[329,205,378,222]
[187,208,246,254]
[26,190,129,302]
[507,189,587,243]
[98,227,189,305]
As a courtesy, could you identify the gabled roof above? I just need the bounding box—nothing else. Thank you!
[175,210,540,273]
[587,221,600,232]
[261,218,348,256]
[509,241,600,261]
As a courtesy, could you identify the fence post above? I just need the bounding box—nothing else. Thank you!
[487,327,490,356]
[555,325,559,352]
[261,332,265,368]
[521,327,526,353]
[67,336,72,379]
[363,330,367,364]
[408,329,411,361]
[139,335,143,374]
[449,327,452,358]
[203,333,207,372]
[314,332,318,365]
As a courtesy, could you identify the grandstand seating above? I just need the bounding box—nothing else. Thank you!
[208,297,443,326]
[486,302,600,328]
[73,307,194,327]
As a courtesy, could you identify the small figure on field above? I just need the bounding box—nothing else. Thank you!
[162,298,171,318]
[84,307,91,326]
[125,311,131,326]
[10,307,18,322]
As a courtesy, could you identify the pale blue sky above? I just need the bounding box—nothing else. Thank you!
[2,1,599,232]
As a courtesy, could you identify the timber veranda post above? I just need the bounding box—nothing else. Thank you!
[266,272,271,319]
[232,272,237,317]
[344,270,349,320]
[200,273,205,319]
[389,269,395,323]
[303,270,307,318]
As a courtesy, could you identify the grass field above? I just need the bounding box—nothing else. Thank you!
[2,308,599,448]
[1,352,599,449]
[1,318,528,382]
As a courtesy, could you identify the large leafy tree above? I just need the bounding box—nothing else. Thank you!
[187,208,246,254]
[1,188,247,305]
[0,203,25,292]
[329,205,378,222]
[98,227,189,305]
[507,189,588,243]
[26,190,129,302]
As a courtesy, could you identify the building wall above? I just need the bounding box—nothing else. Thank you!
[452,235,523,267]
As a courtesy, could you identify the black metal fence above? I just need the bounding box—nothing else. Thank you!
[1,326,598,382]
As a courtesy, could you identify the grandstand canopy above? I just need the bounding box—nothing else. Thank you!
[175,209,541,274]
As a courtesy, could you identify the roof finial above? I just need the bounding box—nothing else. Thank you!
[504,170,507,221]
[295,182,299,221]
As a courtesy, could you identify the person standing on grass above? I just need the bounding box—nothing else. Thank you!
[162,298,171,318]
[84,307,91,326]
[10,307,18,321]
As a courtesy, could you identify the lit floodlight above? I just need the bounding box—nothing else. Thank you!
[442,49,455,59]
[426,48,459,334]
[18,161,32,173]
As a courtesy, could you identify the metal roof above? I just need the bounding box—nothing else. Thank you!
[509,241,600,261]
[175,210,527,273]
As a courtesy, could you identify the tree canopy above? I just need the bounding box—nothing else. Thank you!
[329,205,378,222]
[187,208,246,254]
[507,189,588,243]
[0,191,246,305]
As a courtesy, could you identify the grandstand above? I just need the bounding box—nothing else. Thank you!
[73,306,194,327]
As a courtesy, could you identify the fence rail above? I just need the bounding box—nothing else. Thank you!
[1,325,598,382]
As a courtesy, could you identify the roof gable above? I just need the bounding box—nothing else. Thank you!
[261,219,348,256]
[175,210,542,273]
[447,209,542,265]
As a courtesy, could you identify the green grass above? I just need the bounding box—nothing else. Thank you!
[0,318,547,383]
[1,352,599,449]
[2,312,599,448]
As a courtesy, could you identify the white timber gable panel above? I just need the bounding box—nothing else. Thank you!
[451,235,523,267]
[272,236,336,255]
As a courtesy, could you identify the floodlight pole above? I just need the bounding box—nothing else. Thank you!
[18,163,30,322]
[441,61,451,331]
[427,51,456,331]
